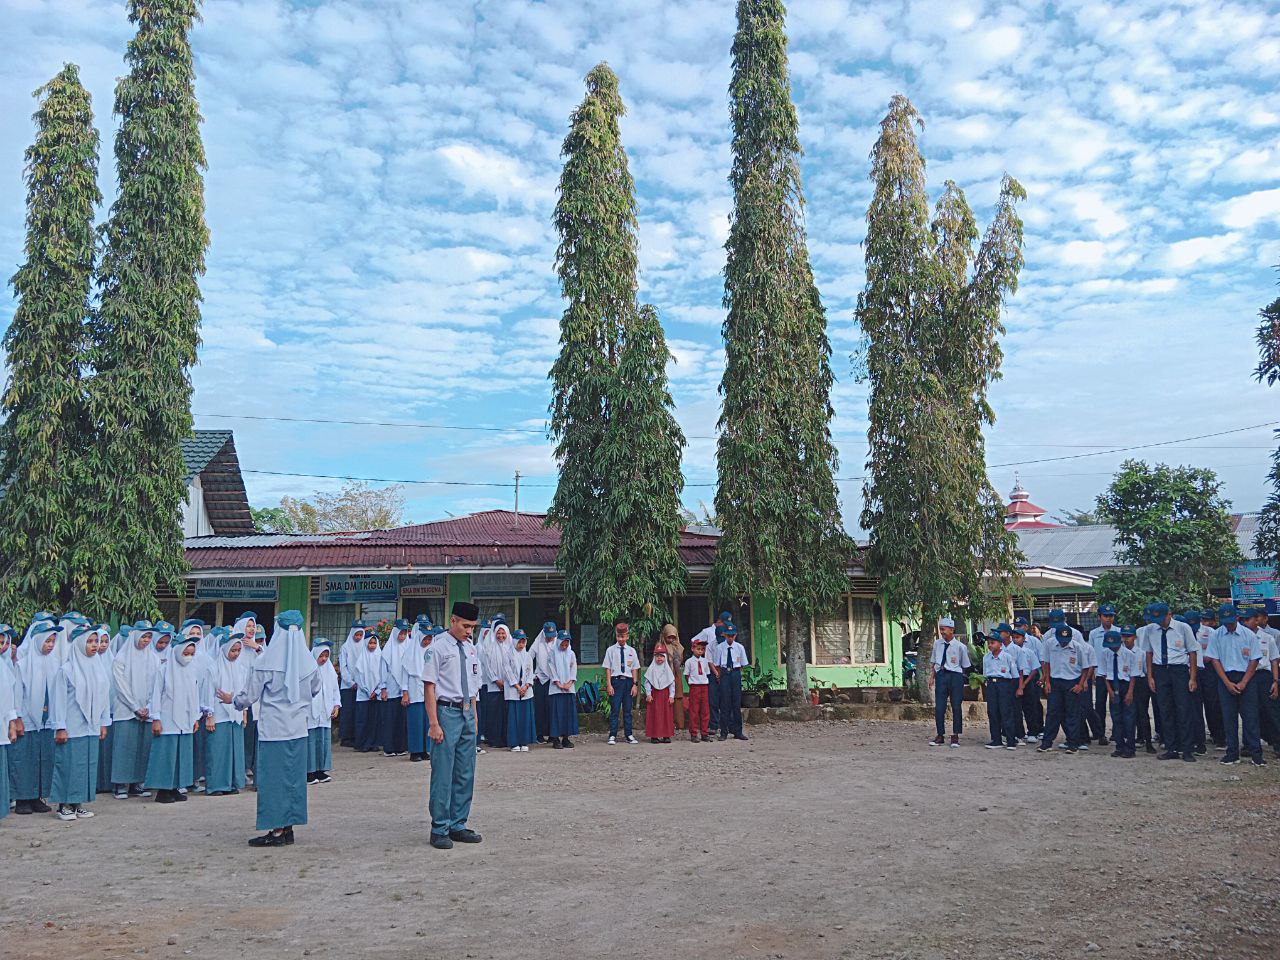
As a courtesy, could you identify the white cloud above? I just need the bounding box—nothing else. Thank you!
[1165,233,1245,269]
[1219,188,1280,229]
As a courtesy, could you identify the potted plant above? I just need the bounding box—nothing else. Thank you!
[740,662,777,708]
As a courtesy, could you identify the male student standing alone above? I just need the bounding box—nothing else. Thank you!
[929,618,970,748]
[424,602,483,850]
[602,622,640,745]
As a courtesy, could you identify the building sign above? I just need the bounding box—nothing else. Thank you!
[193,577,278,602]
[399,574,447,598]
[1231,561,1279,612]
[320,575,399,604]
[470,572,531,598]
[579,624,599,665]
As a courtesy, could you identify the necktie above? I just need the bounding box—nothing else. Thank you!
[1160,627,1169,666]
[458,640,468,700]
[1111,651,1118,683]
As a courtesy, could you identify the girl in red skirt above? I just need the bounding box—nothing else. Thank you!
[644,645,675,743]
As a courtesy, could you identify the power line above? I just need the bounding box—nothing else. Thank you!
[987,420,1280,468]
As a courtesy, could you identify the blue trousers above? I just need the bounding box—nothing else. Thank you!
[381,696,408,755]
[1108,687,1136,753]
[934,670,964,736]
[406,700,428,756]
[1248,669,1279,748]
[985,678,1017,746]
[1219,671,1262,761]
[429,703,477,837]
[1153,664,1196,756]
[1086,678,1108,741]
[718,668,743,736]
[479,689,506,748]
[1041,677,1084,748]
[608,677,634,738]
[533,679,551,741]
[354,698,379,752]
[708,672,720,732]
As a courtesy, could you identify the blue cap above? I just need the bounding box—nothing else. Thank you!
[723,623,738,636]
[1221,608,1239,624]
[994,622,1013,635]
[414,613,432,624]
[491,612,507,625]
[1097,604,1116,617]
[350,619,368,629]
[1011,626,1026,636]
[239,610,259,622]
[1055,625,1072,641]
[1049,609,1066,624]
[312,638,332,648]
[1103,629,1122,642]
[1120,625,1137,637]
[1149,602,1169,619]
[1200,608,1217,621]
[1218,602,1237,618]
[512,629,527,641]
[153,620,175,635]
[428,625,445,637]
[718,611,734,623]
[543,621,557,633]
[1013,616,1029,627]
[556,629,572,642]
[1182,610,1201,623]
[393,618,411,630]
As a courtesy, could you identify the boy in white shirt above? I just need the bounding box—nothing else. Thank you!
[929,618,971,748]
[682,637,712,743]
[981,631,1019,750]
[1098,630,1136,758]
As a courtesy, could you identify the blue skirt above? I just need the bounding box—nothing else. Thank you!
[354,699,379,751]
[307,726,332,773]
[110,717,152,785]
[206,721,246,793]
[244,714,258,773]
[97,724,114,793]
[144,732,194,790]
[255,737,308,830]
[406,700,428,756]
[380,697,407,755]
[549,693,579,737]
[480,689,507,747]
[338,687,356,743]
[507,699,535,746]
[10,727,55,799]
[50,734,98,805]
[192,723,208,781]
[0,744,9,817]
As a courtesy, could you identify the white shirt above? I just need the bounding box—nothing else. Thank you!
[683,654,711,686]
[1079,642,1099,672]
[982,649,1018,679]
[1043,638,1088,680]
[1137,620,1200,667]
[1087,624,1118,657]
[422,635,482,703]
[1011,640,1040,675]
[690,625,719,649]
[504,648,535,702]
[233,668,324,742]
[712,640,748,669]
[1124,643,1146,676]
[1097,646,1134,686]
[931,638,971,674]
[601,643,640,678]
[531,634,556,683]
[1203,625,1264,674]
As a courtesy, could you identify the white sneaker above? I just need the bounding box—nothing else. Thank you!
[626,735,638,744]
[476,747,486,755]
[608,736,617,745]
[1024,735,1038,744]
[511,746,520,752]
[315,773,332,784]
[75,807,95,819]
[57,806,77,822]
[520,745,529,752]
[114,790,128,800]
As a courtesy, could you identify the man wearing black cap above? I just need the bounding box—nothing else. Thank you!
[423,602,483,849]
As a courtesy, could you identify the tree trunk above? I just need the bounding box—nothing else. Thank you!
[784,608,809,705]
[916,603,940,705]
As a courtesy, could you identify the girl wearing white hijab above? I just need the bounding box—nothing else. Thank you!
[224,610,322,847]
[0,626,22,820]
[92,623,116,796]
[504,629,536,751]
[531,621,558,743]
[143,629,204,804]
[351,629,383,753]
[378,619,412,757]
[307,640,340,784]
[643,644,676,744]
[232,612,264,772]
[480,620,512,749]
[11,622,60,813]
[548,630,579,749]
[336,619,367,747]
[49,626,111,820]
[110,622,158,799]
[206,632,249,796]
[180,619,211,792]
[399,621,434,762]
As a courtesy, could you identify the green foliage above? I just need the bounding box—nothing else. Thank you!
[79,0,208,621]
[1055,507,1106,526]
[713,1,850,700]
[251,506,296,534]
[857,95,1026,672]
[1254,288,1280,566]
[0,64,100,620]
[278,481,405,533]
[742,660,782,694]
[547,64,686,641]
[1092,459,1242,622]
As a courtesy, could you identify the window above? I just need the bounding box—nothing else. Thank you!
[184,602,218,627]
[850,598,885,664]
[224,601,275,629]
[814,602,852,665]
[358,601,398,634]
[519,597,563,640]
[476,599,518,628]
[402,597,444,626]
[806,597,886,665]
[311,602,356,646]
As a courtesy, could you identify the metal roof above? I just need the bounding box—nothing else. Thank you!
[1017,513,1261,573]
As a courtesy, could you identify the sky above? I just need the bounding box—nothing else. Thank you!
[1,0,1278,530]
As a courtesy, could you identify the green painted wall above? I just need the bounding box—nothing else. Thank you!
[278,576,310,634]
[446,574,471,614]
[751,593,779,670]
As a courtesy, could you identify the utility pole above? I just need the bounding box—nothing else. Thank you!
[512,470,521,529]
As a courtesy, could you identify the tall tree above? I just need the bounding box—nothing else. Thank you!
[81,0,208,619]
[713,0,850,702]
[0,65,100,619]
[1254,280,1280,565]
[857,95,1026,701]
[1094,460,1242,622]
[547,64,686,639]
[277,481,405,533]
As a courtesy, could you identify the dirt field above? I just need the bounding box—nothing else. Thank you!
[2,719,1278,960]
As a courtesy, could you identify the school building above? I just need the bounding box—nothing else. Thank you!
[165,431,1263,690]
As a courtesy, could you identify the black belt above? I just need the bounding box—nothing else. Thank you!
[438,700,466,709]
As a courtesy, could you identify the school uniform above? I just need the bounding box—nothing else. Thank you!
[981,648,1019,748]
[0,641,19,818]
[1138,619,1201,759]
[109,626,159,791]
[1040,638,1088,750]
[712,638,748,739]
[351,640,383,753]
[12,628,61,803]
[182,625,211,789]
[1203,625,1264,763]
[400,630,432,760]
[307,647,340,777]
[694,626,722,731]
[1011,640,1043,739]
[1247,627,1280,753]
[379,629,412,756]
[683,651,712,739]
[49,631,111,809]
[336,624,365,746]
[644,658,676,741]
[1086,625,1115,742]
[1076,639,1101,742]
[1099,646,1137,756]
[1124,642,1155,750]
[503,645,536,749]
[531,629,556,742]
[206,635,249,794]
[423,631,483,839]
[144,641,204,795]
[93,630,115,794]
[931,638,971,739]
[546,643,579,741]
[602,642,641,740]
[1195,624,1226,748]
[479,628,514,749]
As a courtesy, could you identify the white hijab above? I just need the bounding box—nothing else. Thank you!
[350,634,382,693]
[485,623,512,685]
[114,626,157,709]
[253,620,318,704]
[17,624,60,725]
[550,641,577,688]
[214,634,250,703]
[644,649,675,692]
[64,626,109,728]
[381,624,411,682]
[154,637,201,732]
[310,643,339,722]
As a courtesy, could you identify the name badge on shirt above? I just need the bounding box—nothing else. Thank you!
[1068,655,1076,666]
[1172,638,1183,650]
[1242,647,1251,657]
[948,654,958,666]
[1000,666,1008,675]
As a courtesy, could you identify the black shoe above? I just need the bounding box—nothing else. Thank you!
[449,828,482,843]
[701,735,711,743]
[562,738,574,748]
[174,790,188,801]
[13,800,33,814]
[1110,750,1123,757]
[409,753,424,762]
[1098,737,1110,746]
[661,737,671,743]
[733,733,749,741]
[552,740,563,749]
[1065,747,1078,754]
[1036,745,1053,753]
[207,790,228,797]
[1251,757,1266,766]
[29,799,52,813]
[155,790,177,804]
[281,827,295,844]
[248,831,288,847]
[1194,745,1206,755]
[1182,754,1197,763]
[1220,755,1240,765]
[1144,743,1156,754]
[1158,751,1181,761]
[650,737,659,744]
[430,834,454,849]
[306,773,318,783]
[719,733,728,741]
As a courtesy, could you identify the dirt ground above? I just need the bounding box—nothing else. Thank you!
[2,719,1278,960]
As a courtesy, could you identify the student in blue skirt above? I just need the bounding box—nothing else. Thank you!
[12,622,60,814]
[206,632,250,796]
[504,629,536,751]
[49,625,111,821]
[548,630,579,749]
[225,610,323,847]
[144,628,203,804]
[0,625,18,821]
[400,621,436,762]
[109,622,158,799]
[307,640,340,784]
